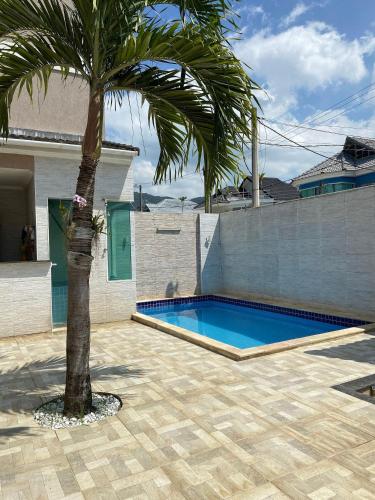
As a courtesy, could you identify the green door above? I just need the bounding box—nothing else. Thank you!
[107,202,132,280]
[49,199,70,326]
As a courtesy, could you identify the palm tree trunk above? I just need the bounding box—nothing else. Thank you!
[64,90,103,416]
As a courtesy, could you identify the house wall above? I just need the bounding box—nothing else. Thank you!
[218,185,375,317]
[135,213,200,299]
[0,150,136,338]
[9,72,89,136]
[0,261,51,337]
[34,155,136,324]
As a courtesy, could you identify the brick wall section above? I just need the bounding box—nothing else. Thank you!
[0,261,51,336]
[135,213,201,299]
[219,185,375,316]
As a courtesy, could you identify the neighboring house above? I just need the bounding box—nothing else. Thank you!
[133,192,174,212]
[292,136,375,197]
[194,176,299,212]
[146,198,197,213]
[0,77,139,338]
[240,176,299,202]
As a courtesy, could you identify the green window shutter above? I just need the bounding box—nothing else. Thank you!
[107,202,132,280]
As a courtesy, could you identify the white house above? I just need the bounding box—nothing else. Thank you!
[0,74,138,337]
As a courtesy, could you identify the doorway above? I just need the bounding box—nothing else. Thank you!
[48,199,70,326]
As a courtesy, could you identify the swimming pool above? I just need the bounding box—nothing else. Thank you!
[134,295,368,360]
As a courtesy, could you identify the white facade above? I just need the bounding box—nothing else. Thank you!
[0,137,138,337]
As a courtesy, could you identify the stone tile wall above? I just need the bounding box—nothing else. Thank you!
[135,213,201,299]
[0,261,51,336]
[219,185,375,316]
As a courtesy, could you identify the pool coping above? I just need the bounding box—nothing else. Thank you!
[132,297,375,361]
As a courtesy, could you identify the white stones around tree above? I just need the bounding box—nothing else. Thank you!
[33,393,122,429]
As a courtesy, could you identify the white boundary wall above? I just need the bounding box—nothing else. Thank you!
[136,186,375,317]
[135,213,200,299]
[218,186,375,317]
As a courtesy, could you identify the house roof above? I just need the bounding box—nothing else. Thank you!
[7,127,139,154]
[146,198,197,213]
[193,176,297,209]
[241,176,299,201]
[133,192,173,211]
[293,136,375,182]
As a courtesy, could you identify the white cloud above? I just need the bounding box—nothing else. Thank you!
[104,23,375,197]
[235,21,375,183]
[236,23,375,95]
[280,2,312,28]
[105,96,204,198]
[132,159,204,198]
[244,5,265,17]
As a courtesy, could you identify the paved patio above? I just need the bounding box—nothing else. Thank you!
[2,321,375,499]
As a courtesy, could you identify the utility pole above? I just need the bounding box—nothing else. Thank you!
[139,184,143,212]
[251,107,260,208]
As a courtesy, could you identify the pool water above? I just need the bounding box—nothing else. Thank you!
[139,299,344,349]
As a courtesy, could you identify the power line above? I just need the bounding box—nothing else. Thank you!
[259,120,333,160]
[300,83,375,126]
[258,119,375,183]
[317,92,375,126]
[260,142,345,148]
[269,82,375,139]
[261,118,350,137]
[276,90,375,144]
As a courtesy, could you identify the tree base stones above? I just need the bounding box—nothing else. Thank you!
[34,392,122,429]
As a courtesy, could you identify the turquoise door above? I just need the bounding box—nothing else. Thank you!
[49,199,70,326]
[107,202,132,280]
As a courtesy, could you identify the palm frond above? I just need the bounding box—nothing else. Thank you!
[107,66,244,187]
[0,0,260,204]
[147,0,237,35]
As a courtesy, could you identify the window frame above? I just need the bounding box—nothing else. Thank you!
[321,182,355,193]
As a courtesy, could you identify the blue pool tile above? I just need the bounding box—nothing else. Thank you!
[137,294,368,329]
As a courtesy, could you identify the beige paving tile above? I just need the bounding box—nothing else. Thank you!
[1,321,375,498]
[274,459,375,499]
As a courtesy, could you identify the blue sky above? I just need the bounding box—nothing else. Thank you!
[106,1,375,198]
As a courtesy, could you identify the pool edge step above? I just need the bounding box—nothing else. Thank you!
[132,312,375,361]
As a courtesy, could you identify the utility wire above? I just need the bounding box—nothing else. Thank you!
[271,90,375,145]
[269,82,375,139]
[261,119,350,137]
[317,92,375,126]
[260,142,345,148]
[259,120,333,160]
[263,118,375,133]
[258,120,375,183]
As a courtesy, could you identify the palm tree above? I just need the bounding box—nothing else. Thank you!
[0,0,257,416]
[178,196,187,213]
